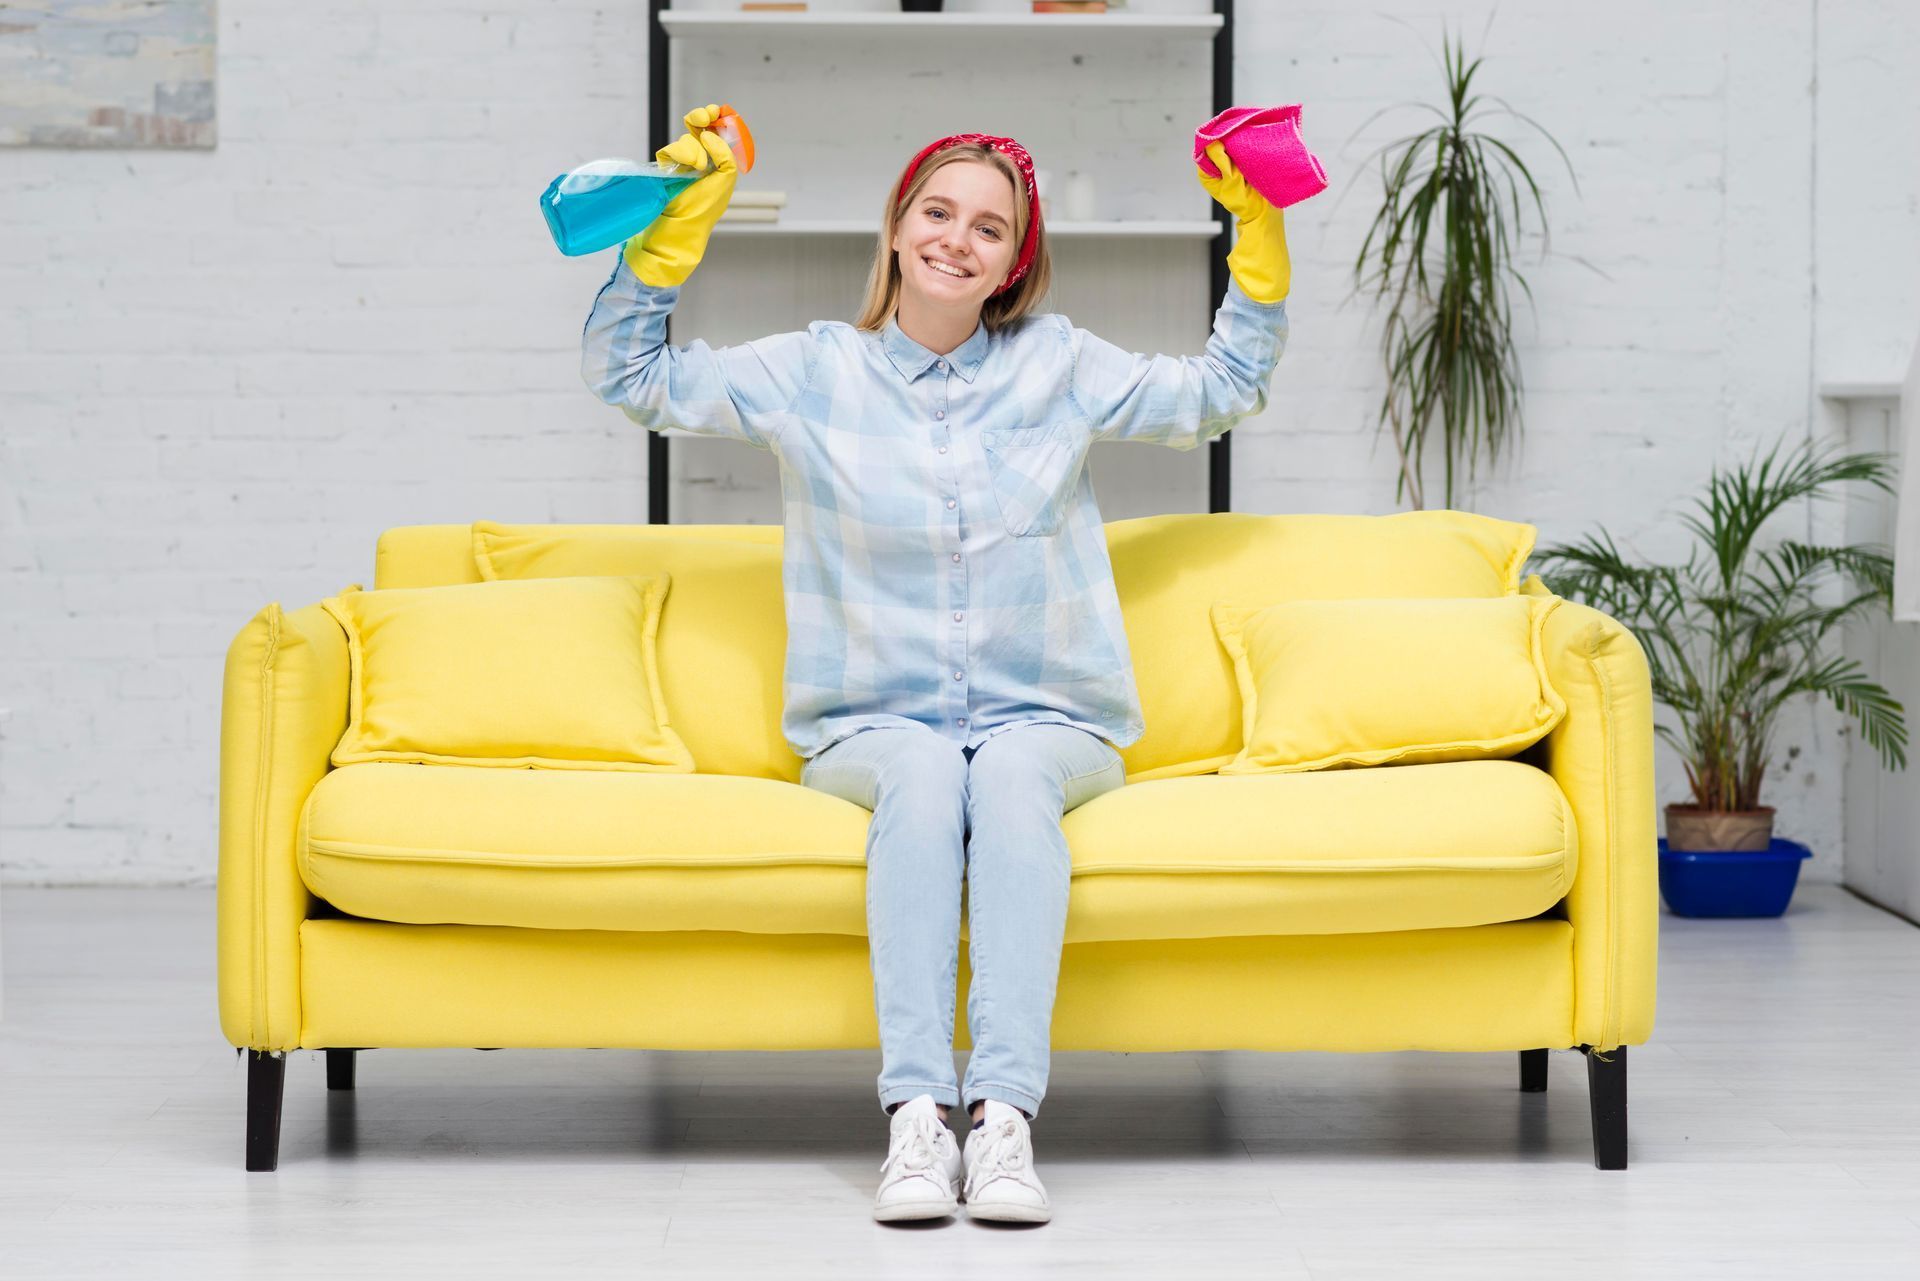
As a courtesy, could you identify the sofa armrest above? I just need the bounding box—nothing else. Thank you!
[1523,576,1659,1050]
[217,599,350,1051]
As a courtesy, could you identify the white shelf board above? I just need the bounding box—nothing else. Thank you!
[713,218,1222,237]
[1819,381,1903,401]
[660,11,1224,37]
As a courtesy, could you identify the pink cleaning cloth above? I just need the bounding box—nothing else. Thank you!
[1193,104,1327,209]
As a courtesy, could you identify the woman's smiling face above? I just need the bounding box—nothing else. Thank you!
[891,159,1020,316]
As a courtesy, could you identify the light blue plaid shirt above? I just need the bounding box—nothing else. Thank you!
[582,255,1289,760]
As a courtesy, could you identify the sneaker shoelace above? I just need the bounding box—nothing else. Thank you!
[880,1114,948,1180]
[967,1117,1030,1194]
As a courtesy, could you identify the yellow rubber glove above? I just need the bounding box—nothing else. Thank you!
[1196,140,1290,304]
[623,104,738,288]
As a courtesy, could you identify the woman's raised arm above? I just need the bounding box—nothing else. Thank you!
[578,104,817,451]
[1070,282,1288,451]
[580,258,818,453]
[1072,142,1291,449]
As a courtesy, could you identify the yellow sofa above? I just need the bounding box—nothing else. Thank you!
[217,512,1657,1171]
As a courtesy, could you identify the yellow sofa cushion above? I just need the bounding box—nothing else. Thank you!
[299,757,1573,942]
[370,521,778,591]
[472,521,797,782]
[462,512,1534,783]
[1211,595,1568,775]
[300,763,870,935]
[1060,760,1575,938]
[1105,511,1536,782]
[319,575,693,773]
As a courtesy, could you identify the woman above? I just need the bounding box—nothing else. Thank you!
[581,105,1291,1224]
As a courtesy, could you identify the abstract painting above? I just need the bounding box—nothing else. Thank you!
[0,1,216,148]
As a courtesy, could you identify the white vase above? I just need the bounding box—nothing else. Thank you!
[1063,171,1096,221]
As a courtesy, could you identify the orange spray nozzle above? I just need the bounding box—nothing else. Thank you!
[702,104,756,174]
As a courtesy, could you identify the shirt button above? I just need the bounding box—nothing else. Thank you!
[957,717,967,726]
[935,410,945,420]
[953,611,963,621]
[937,445,948,454]
[953,671,964,681]
[946,499,956,509]
[952,552,961,563]
[936,360,946,370]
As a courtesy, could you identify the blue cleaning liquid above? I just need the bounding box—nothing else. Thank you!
[540,160,703,257]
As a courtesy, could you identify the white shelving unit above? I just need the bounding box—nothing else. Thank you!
[659,10,1223,36]
[646,0,1236,523]
[713,218,1221,237]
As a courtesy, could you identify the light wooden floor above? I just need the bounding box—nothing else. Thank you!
[3,884,1918,1279]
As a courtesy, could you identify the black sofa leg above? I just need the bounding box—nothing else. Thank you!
[1519,1048,1548,1092]
[1580,1044,1628,1170]
[246,1050,286,1172]
[327,1049,357,1091]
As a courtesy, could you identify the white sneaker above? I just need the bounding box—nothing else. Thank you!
[962,1098,1052,1223]
[874,1094,963,1222]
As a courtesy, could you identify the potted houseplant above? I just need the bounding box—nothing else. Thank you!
[1349,21,1592,511]
[1532,437,1908,916]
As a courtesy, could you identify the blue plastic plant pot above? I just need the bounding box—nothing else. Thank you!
[1657,838,1812,918]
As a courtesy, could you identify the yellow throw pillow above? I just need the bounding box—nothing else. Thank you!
[1106,511,1539,782]
[1210,595,1567,774]
[320,574,694,772]
[471,522,796,782]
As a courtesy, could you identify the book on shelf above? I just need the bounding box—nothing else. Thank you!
[741,3,808,11]
[730,190,788,209]
[1032,1,1109,12]
[717,207,782,223]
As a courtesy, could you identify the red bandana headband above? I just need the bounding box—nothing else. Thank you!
[895,132,1042,297]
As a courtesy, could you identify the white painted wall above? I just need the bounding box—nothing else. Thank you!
[3,0,1918,885]
[1838,388,1919,921]
[1809,0,1920,906]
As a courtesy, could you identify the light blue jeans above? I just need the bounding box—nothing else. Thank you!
[801,721,1126,1121]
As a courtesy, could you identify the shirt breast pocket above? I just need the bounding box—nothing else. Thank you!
[979,420,1088,537]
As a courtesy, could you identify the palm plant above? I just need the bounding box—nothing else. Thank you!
[1350,21,1582,511]
[1531,437,1908,816]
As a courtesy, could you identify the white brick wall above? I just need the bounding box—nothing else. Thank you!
[3,0,1917,884]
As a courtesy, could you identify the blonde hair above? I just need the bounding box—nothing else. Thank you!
[854,145,1052,334]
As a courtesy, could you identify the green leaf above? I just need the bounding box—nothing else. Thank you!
[1534,436,1910,804]
[1352,17,1577,513]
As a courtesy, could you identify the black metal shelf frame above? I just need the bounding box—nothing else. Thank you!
[644,0,1234,523]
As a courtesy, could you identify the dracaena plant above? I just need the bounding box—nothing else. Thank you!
[1350,21,1585,511]
[1531,437,1908,812]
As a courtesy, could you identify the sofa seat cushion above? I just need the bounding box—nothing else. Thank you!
[1058,759,1575,940]
[300,763,874,936]
[301,758,1572,943]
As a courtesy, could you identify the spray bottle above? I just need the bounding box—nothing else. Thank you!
[540,106,756,257]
